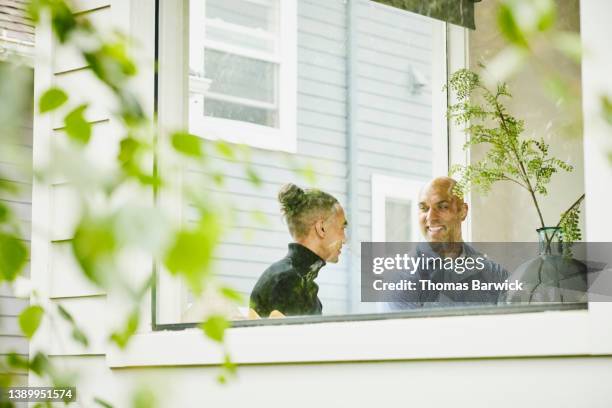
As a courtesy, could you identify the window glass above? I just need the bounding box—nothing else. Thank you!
[160,0,587,326]
[385,200,412,242]
[189,0,281,131]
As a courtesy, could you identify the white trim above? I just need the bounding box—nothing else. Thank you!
[186,0,297,154]
[204,91,277,110]
[0,36,35,66]
[107,308,608,367]
[202,40,280,63]
[446,23,471,241]
[431,20,449,178]
[371,174,424,242]
[140,1,612,366]
[205,18,278,49]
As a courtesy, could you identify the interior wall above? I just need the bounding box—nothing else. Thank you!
[467,0,585,242]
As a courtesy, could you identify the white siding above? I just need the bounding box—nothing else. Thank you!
[33,2,113,360]
[354,0,433,242]
[0,64,32,378]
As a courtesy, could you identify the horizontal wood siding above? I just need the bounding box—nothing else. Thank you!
[41,3,112,358]
[0,0,33,44]
[0,64,32,362]
[355,0,434,240]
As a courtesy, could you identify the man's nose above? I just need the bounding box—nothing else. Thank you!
[426,207,438,222]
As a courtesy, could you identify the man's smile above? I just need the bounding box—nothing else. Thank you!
[427,225,446,233]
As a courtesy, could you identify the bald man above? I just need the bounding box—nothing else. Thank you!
[385,177,508,309]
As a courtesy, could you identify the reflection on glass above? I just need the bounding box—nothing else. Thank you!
[179,0,585,324]
[206,0,279,32]
[204,49,276,103]
[385,199,412,242]
[204,98,277,127]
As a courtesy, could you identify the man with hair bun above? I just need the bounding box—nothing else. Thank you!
[249,183,348,317]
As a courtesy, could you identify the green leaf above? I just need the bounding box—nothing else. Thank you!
[29,352,50,376]
[220,286,243,303]
[132,387,157,408]
[93,397,115,408]
[64,104,91,144]
[171,132,203,158]
[163,211,221,294]
[222,352,237,375]
[6,352,29,370]
[299,164,317,185]
[0,203,9,224]
[200,315,229,343]
[602,95,612,125]
[554,32,582,63]
[0,232,28,282]
[497,4,529,48]
[109,310,139,349]
[214,140,235,159]
[19,305,44,339]
[72,327,89,347]
[245,166,262,186]
[57,304,75,323]
[72,216,117,286]
[39,87,68,113]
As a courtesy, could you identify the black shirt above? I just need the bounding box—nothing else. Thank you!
[250,243,325,317]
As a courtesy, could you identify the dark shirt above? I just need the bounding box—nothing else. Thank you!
[250,243,325,317]
[386,242,509,310]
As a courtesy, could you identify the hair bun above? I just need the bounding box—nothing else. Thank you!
[278,183,305,215]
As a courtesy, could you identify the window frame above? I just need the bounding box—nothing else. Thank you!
[187,0,297,153]
[371,174,425,242]
[128,0,612,369]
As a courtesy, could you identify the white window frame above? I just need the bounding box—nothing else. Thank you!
[188,0,297,153]
[371,174,424,242]
[107,0,612,368]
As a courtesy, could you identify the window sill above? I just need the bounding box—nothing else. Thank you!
[107,305,606,368]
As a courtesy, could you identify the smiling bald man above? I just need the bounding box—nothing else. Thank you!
[384,177,509,310]
[418,177,467,244]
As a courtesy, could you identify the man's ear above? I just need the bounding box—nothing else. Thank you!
[461,203,468,221]
[314,219,326,238]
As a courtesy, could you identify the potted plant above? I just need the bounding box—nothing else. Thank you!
[446,68,587,303]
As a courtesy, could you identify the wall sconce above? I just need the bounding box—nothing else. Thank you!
[407,66,428,95]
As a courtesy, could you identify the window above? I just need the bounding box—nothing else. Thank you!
[107,0,611,370]
[155,0,587,327]
[188,0,297,152]
[371,175,424,242]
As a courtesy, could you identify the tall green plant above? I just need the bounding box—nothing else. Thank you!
[447,68,584,241]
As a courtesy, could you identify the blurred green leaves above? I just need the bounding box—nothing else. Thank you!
[0,233,27,282]
[39,87,68,113]
[171,132,203,158]
[602,95,612,125]
[64,104,92,144]
[200,315,229,343]
[498,0,556,48]
[72,214,117,286]
[18,305,44,339]
[164,210,221,294]
[110,310,139,349]
[57,304,89,347]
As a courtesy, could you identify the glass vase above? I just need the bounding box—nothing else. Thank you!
[503,227,588,304]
